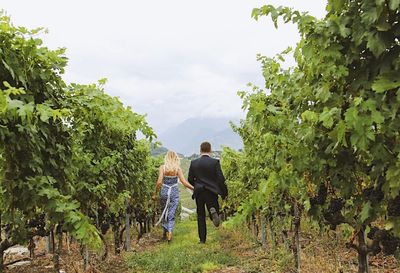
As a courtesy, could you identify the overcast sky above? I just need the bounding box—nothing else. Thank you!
[2,1,326,135]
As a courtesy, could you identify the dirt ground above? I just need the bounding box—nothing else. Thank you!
[4,225,400,273]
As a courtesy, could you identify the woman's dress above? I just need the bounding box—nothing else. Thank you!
[156,174,180,232]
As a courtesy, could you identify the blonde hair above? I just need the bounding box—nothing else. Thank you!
[164,150,180,174]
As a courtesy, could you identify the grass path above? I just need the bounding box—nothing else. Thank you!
[125,220,244,273]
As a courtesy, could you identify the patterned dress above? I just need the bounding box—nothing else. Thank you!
[157,175,180,232]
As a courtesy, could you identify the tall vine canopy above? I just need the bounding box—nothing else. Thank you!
[221,1,400,272]
[0,12,156,259]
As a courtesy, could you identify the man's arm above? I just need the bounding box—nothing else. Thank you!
[215,160,228,199]
[188,161,195,186]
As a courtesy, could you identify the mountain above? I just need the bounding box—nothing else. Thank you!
[159,117,242,156]
[150,145,168,157]
[150,144,184,158]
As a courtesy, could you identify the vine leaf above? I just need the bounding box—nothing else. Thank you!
[372,72,400,93]
[360,201,372,223]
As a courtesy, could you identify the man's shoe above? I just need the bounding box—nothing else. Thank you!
[210,207,220,227]
[199,240,206,244]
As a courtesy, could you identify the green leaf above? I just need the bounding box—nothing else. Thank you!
[319,107,339,128]
[2,60,15,80]
[361,6,380,24]
[386,165,400,198]
[252,100,266,113]
[335,120,347,147]
[376,12,391,31]
[17,103,34,122]
[301,110,318,123]
[344,106,359,127]
[372,72,400,93]
[251,8,261,20]
[371,110,384,124]
[266,104,279,114]
[0,92,8,114]
[389,0,400,10]
[7,99,24,110]
[367,32,386,57]
[316,85,331,102]
[303,199,311,212]
[385,221,395,230]
[332,0,345,11]
[354,97,362,106]
[360,201,372,222]
[36,105,52,123]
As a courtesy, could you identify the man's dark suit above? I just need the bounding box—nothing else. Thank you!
[188,155,228,242]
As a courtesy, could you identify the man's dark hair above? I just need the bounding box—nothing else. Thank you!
[200,142,212,153]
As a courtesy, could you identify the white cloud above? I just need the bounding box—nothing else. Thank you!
[2,0,327,134]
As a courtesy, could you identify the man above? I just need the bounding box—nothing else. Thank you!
[188,141,228,244]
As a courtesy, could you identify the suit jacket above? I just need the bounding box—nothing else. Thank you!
[188,155,228,199]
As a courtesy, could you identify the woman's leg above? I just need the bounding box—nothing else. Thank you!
[166,193,180,232]
[159,187,168,231]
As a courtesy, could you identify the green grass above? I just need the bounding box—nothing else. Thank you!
[126,220,238,273]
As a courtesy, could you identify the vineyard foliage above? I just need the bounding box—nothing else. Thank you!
[222,0,400,271]
[0,12,157,256]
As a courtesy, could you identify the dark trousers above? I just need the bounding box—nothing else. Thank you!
[195,188,219,242]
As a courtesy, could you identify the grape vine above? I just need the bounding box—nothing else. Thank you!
[222,1,400,272]
[0,13,158,272]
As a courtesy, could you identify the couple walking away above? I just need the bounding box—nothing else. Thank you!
[153,141,228,243]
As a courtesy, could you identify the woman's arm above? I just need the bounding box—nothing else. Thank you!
[152,165,164,199]
[178,168,194,191]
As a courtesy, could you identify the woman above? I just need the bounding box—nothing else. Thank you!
[153,151,194,242]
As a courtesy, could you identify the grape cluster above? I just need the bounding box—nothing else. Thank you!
[367,227,400,256]
[367,227,382,255]
[96,204,111,235]
[27,214,45,228]
[328,198,344,214]
[388,195,400,217]
[323,198,345,230]
[100,223,110,235]
[27,214,47,236]
[367,227,379,239]
[381,235,400,255]
[310,184,327,206]
[362,186,384,203]
[380,231,400,255]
